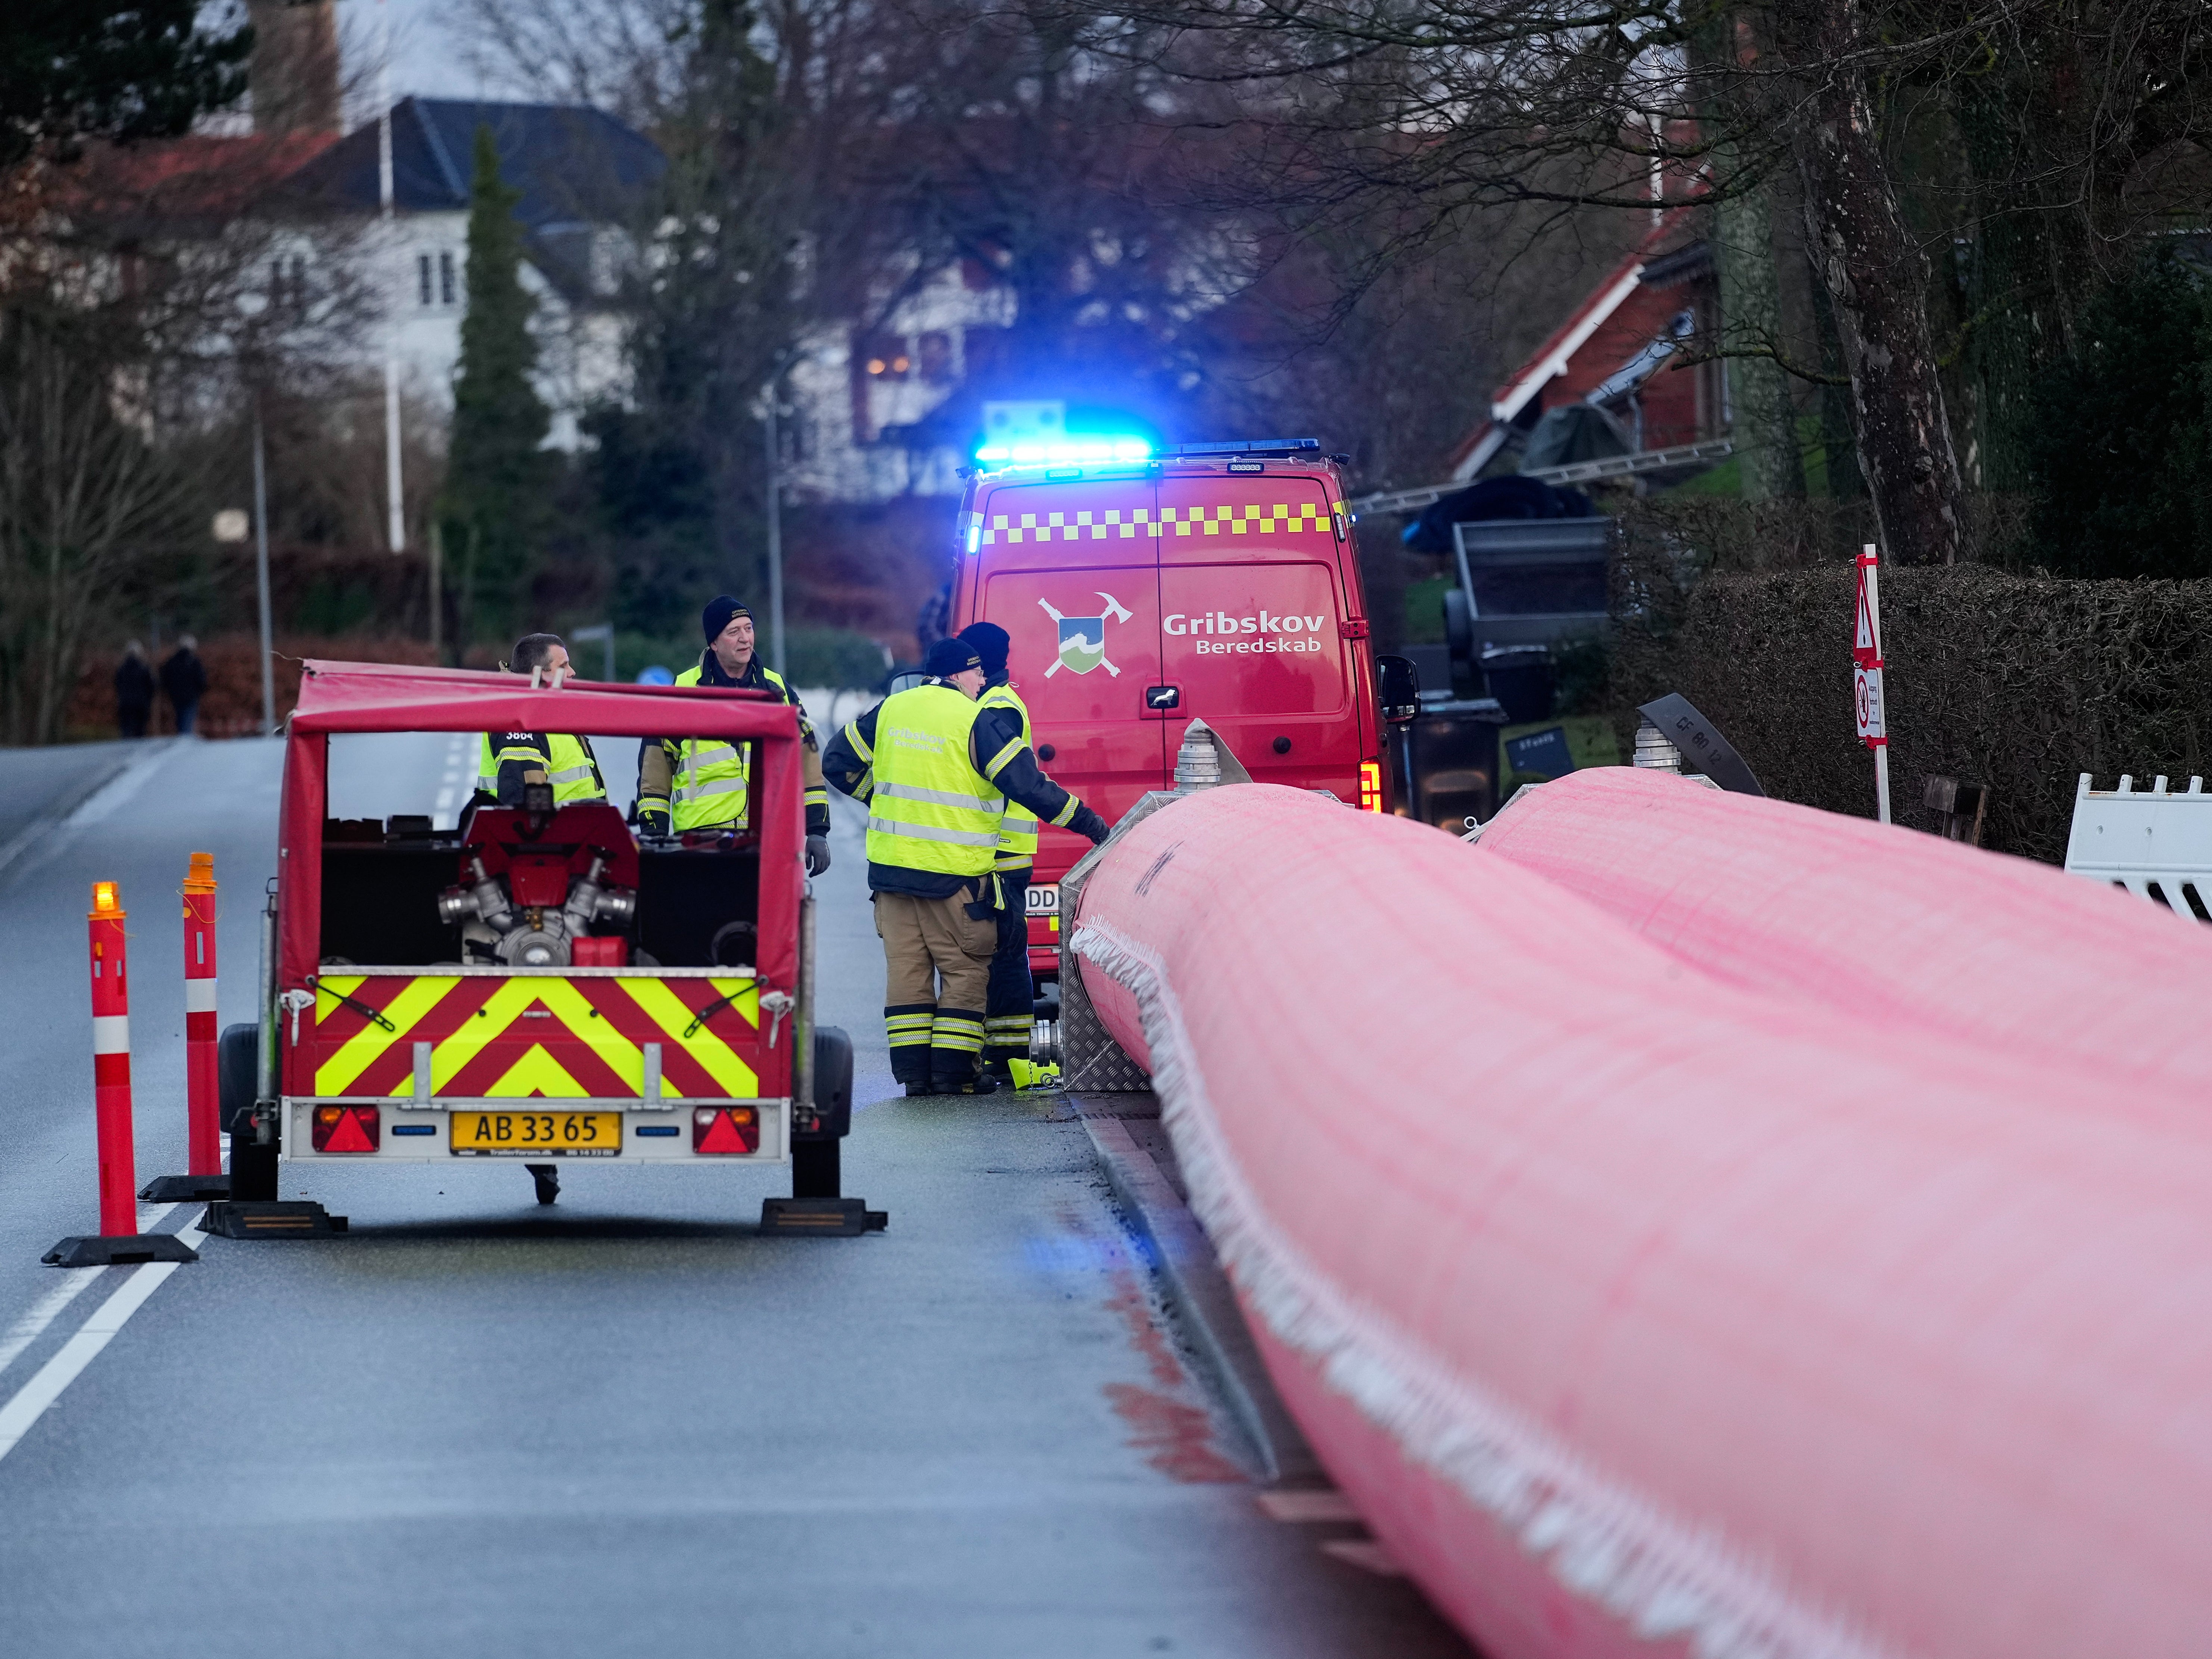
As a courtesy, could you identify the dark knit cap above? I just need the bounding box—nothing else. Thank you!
[701,595,751,642]
[958,621,1011,678]
[923,638,983,678]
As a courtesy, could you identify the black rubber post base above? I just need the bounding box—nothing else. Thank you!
[139,1173,232,1202]
[758,1197,887,1237]
[199,1200,348,1239]
[44,1232,199,1267]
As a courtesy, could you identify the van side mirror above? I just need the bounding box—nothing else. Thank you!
[1376,655,1421,723]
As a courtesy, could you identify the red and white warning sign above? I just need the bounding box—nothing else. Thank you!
[1852,550,1886,750]
[1854,662,1885,743]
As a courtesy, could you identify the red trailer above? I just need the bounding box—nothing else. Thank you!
[212,660,880,1237]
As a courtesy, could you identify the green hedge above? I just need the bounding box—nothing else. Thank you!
[1609,560,2212,863]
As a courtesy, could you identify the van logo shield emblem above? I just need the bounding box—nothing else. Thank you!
[1037,593,1134,677]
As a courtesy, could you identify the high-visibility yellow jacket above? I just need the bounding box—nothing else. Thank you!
[861,684,1002,878]
[478,731,606,806]
[638,656,830,835]
[824,682,1105,897]
[977,681,1037,871]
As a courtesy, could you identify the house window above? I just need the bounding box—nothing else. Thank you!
[439,251,457,307]
[917,331,954,385]
[861,333,909,380]
[418,254,433,307]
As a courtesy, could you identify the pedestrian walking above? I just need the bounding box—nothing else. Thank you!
[115,642,154,739]
[823,636,1108,1095]
[160,635,208,736]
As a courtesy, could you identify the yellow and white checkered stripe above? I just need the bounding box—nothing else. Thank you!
[976,502,1333,545]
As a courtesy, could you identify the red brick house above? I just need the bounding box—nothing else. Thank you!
[1447,209,1724,482]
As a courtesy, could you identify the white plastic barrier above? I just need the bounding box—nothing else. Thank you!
[2064,772,2212,917]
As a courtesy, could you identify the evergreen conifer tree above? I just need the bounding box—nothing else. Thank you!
[439,124,551,651]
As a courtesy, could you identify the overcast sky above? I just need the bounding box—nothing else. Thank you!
[342,0,494,103]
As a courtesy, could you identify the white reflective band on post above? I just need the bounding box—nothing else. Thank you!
[91,1015,130,1055]
[867,817,1002,848]
[183,979,218,1012]
[875,780,1002,811]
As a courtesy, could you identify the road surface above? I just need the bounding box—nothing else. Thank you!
[0,732,1469,1657]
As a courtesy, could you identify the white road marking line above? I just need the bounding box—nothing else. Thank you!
[0,1273,105,1383]
[0,1262,183,1465]
[1257,1489,1361,1523]
[435,788,455,813]
[1319,1538,1404,1576]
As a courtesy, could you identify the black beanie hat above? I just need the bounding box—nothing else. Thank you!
[923,638,983,678]
[958,621,1011,678]
[701,595,751,642]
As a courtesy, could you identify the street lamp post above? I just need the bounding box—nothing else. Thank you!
[763,390,785,676]
[251,402,276,736]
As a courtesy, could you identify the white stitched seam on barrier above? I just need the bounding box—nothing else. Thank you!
[184,980,218,1012]
[1070,918,1906,1659]
[91,1015,129,1055]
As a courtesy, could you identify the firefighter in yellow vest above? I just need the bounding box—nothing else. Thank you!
[958,621,1053,1080]
[822,636,1108,1095]
[635,596,832,873]
[476,633,608,807]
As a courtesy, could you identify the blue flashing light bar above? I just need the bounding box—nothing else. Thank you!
[974,438,1154,466]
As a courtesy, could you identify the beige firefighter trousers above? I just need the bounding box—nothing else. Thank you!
[873,889,995,1011]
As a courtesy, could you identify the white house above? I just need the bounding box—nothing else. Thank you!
[285,98,664,450]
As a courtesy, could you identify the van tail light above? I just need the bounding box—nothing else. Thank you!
[693,1106,760,1154]
[312,1104,379,1153]
[1359,761,1384,813]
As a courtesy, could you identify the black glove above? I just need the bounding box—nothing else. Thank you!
[1071,804,1111,846]
[804,835,831,876]
[636,798,671,837]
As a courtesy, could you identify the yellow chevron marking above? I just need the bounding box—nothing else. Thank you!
[423,976,553,1092]
[616,976,759,1095]
[480,1044,589,1098]
[389,975,649,1099]
[314,975,364,1018]
[314,975,460,1096]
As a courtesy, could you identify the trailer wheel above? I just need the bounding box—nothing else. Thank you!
[798,1026,854,1140]
[217,1023,258,1135]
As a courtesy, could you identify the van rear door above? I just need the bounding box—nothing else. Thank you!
[1154,472,1365,797]
[966,477,1166,831]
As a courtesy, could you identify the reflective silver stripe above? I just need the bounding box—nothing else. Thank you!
[875,779,1002,811]
[476,775,497,793]
[866,816,1002,847]
[686,744,739,768]
[548,765,595,784]
[680,776,750,802]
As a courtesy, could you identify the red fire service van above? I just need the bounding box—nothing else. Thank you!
[951,436,1414,981]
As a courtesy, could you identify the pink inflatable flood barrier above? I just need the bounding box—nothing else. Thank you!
[1069,780,2212,1659]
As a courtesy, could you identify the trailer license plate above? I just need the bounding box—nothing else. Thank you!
[1026,884,1058,917]
[449,1111,622,1156]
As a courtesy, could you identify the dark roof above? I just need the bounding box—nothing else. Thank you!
[285,98,662,232]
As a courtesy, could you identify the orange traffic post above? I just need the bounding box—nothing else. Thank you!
[45,881,196,1266]
[142,853,232,1203]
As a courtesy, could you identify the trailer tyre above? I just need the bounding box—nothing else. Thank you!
[217,1023,258,1136]
[797,1025,853,1140]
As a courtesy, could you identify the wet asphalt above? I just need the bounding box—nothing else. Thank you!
[0,732,1468,1657]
